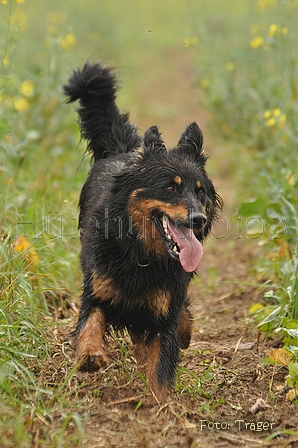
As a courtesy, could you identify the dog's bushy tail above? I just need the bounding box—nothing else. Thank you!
[63,62,142,161]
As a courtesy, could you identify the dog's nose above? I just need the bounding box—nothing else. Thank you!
[191,212,207,227]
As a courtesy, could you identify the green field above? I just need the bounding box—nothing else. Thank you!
[1,0,297,446]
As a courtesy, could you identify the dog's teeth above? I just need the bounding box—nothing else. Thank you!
[173,246,178,253]
[162,215,168,233]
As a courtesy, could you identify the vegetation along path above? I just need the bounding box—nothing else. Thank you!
[45,50,297,447]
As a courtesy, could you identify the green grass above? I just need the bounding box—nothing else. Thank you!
[1,0,298,445]
[190,0,298,385]
[0,1,197,445]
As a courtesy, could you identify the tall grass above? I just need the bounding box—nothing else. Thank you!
[191,0,298,389]
[0,0,195,445]
[2,0,296,444]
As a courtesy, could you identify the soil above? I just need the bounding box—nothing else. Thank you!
[44,49,297,447]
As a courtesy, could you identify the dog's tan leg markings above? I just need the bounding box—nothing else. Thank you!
[177,304,192,349]
[76,309,109,371]
[147,336,168,401]
[131,334,148,370]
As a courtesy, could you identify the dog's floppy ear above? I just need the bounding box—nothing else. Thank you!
[143,126,166,153]
[176,122,207,163]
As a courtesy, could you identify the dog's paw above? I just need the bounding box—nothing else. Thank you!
[77,352,109,372]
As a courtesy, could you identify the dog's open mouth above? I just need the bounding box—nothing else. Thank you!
[153,212,203,272]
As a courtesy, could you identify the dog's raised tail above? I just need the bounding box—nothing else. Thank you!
[63,62,141,161]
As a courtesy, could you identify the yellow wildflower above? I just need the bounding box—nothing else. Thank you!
[16,0,25,3]
[225,62,235,72]
[265,117,276,127]
[200,79,209,89]
[249,303,264,314]
[13,97,29,112]
[191,36,199,46]
[268,23,278,37]
[268,24,288,38]
[3,56,9,66]
[263,109,286,128]
[14,236,39,265]
[14,236,31,252]
[10,10,28,32]
[183,36,199,47]
[250,36,264,49]
[60,32,76,50]
[263,110,271,119]
[1,0,8,5]
[256,0,276,11]
[20,80,34,98]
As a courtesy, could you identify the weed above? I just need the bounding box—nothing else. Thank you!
[191,0,298,388]
[0,1,197,444]
[175,364,224,413]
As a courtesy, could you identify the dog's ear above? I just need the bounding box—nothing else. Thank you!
[178,122,203,150]
[143,126,166,153]
[176,122,207,163]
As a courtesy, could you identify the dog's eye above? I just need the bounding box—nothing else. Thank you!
[197,188,205,197]
[166,186,175,193]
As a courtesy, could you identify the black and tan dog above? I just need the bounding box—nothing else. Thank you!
[63,62,222,400]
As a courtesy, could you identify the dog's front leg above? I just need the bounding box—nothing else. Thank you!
[74,307,109,371]
[177,301,192,349]
[147,327,179,401]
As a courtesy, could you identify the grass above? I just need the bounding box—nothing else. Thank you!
[0,1,197,446]
[190,0,298,388]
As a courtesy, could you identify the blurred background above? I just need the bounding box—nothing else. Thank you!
[1,0,298,445]
[1,0,297,284]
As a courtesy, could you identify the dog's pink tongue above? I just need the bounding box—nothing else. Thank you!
[167,221,203,272]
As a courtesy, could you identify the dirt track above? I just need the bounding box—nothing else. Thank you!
[49,49,297,447]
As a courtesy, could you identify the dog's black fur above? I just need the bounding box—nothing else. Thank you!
[63,62,222,400]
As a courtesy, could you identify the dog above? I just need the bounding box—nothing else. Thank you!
[63,62,222,401]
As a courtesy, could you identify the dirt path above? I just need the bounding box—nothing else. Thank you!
[52,50,296,447]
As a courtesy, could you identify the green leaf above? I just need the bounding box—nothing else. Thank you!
[286,362,298,388]
[238,198,271,217]
[266,207,284,220]
[286,329,298,338]
[258,306,281,326]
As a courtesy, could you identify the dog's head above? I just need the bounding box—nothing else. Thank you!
[115,122,222,272]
